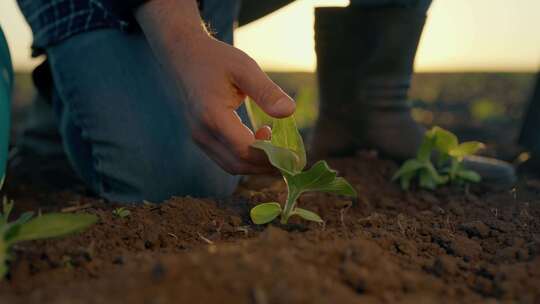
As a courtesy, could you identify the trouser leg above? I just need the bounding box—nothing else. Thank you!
[311,1,516,188]
[518,73,540,153]
[44,0,243,202]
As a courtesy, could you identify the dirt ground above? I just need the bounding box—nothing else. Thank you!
[0,152,539,304]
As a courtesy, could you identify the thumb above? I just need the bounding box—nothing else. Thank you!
[233,58,295,118]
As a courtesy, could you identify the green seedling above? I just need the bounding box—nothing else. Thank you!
[430,127,484,184]
[112,207,131,218]
[393,126,484,190]
[392,128,448,190]
[246,101,357,225]
[0,197,98,278]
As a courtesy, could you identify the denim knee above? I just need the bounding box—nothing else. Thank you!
[53,86,241,204]
[47,29,241,204]
[98,136,240,203]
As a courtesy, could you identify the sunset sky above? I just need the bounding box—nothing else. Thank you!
[1,0,539,72]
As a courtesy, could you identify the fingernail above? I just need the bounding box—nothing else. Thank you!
[273,97,295,115]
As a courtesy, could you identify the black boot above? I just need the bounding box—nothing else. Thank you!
[311,6,516,188]
[518,73,540,177]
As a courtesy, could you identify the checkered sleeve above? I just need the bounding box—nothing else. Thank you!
[16,0,135,56]
[17,0,205,56]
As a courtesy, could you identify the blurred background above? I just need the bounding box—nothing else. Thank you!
[1,0,539,161]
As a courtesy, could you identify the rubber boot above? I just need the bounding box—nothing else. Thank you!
[311,6,516,188]
[517,73,540,177]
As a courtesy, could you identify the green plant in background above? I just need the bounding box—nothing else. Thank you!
[470,98,505,122]
[0,198,98,278]
[112,207,131,218]
[431,127,484,184]
[393,126,484,190]
[246,100,357,225]
[391,129,448,190]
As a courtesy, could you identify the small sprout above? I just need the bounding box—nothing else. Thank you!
[250,202,282,224]
[112,207,131,218]
[393,126,484,190]
[142,200,155,207]
[246,100,357,225]
[0,197,97,279]
[62,255,74,269]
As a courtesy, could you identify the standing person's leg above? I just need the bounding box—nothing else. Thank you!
[311,0,516,187]
[518,73,540,174]
[519,73,540,152]
[46,0,243,203]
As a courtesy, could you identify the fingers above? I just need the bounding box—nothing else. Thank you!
[255,125,272,140]
[191,125,273,175]
[232,57,295,118]
[210,109,271,166]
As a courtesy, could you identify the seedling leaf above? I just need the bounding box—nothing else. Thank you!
[245,98,273,131]
[286,161,357,197]
[293,208,323,223]
[313,177,357,196]
[425,162,448,185]
[7,213,98,245]
[456,169,481,182]
[4,211,35,241]
[112,207,131,218]
[418,134,435,162]
[419,170,437,190]
[14,212,34,225]
[252,140,301,175]
[431,126,459,153]
[400,171,415,190]
[287,160,335,189]
[250,202,282,224]
[270,116,306,172]
[392,159,424,181]
[449,141,485,160]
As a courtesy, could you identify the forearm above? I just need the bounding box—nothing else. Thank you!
[135,0,210,61]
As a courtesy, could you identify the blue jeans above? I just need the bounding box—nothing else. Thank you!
[45,0,242,203]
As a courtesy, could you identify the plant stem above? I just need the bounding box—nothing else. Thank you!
[0,239,7,278]
[450,159,459,180]
[281,187,300,224]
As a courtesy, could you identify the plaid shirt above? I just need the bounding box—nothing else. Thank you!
[17,0,144,56]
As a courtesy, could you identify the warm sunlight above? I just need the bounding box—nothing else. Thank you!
[1,0,539,71]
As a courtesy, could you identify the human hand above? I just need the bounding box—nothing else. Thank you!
[136,0,295,174]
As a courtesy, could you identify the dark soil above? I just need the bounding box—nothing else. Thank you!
[1,153,539,303]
